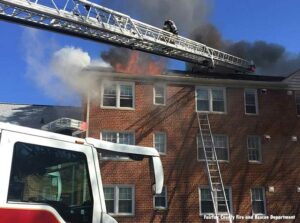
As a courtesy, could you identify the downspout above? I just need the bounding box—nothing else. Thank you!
[86,91,90,137]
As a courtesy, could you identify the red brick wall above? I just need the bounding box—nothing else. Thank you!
[88,82,300,223]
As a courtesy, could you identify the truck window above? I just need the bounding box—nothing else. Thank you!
[7,142,93,223]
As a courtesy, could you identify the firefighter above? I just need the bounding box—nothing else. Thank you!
[163,19,178,35]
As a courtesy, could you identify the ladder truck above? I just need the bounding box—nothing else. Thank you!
[0,1,254,222]
[0,122,163,223]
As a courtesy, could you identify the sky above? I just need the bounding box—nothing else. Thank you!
[0,0,300,106]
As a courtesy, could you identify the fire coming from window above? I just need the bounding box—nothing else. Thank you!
[101,48,165,75]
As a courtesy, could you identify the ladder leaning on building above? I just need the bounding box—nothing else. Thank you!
[197,113,232,223]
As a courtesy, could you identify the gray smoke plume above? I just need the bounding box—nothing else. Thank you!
[102,0,211,34]
[100,0,211,69]
[187,24,300,75]
[100,0,300,76]
[101,47,131,68]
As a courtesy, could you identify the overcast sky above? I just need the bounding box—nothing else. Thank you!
[0,0,299,106]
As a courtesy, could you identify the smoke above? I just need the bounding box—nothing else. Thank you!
[101,47,131,68]
[101,47,165,74]
[100,0,211,72]
[187,24,300,75]
[100,0,300,75]
[23,28,110,105]
[102,0,211,35]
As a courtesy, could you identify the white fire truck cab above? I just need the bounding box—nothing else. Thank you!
[0,122,164,223]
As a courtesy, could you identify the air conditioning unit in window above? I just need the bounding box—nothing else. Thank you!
[261,89,267,94]
[291,136,298,142]
[268,186,275,193]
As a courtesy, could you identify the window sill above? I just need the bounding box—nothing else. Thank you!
[245,113,259,116]
[197,160,229,163]
[248,160,263,164]
[100,106,135,111]
[196,111,227,115]
[154,207,168,211]
[154,103,166,106]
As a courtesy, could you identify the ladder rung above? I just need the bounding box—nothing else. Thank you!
[212,189,222,192]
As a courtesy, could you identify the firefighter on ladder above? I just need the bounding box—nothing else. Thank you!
[163,19,178,35]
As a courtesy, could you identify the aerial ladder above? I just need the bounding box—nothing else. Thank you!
[0,0,255,73]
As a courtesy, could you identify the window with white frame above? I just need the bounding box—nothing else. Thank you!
[247,136,262,162]
[154,84,166,105]
[154,132,167,154]
[102,82,134,108]
[199,187,232,215]
[245,89,258,114]
[104,185,134,215]
[196,87,226,113]
[101,131,135,159]
[197,134,229,161]
[154,186,167,209]
[251,188,266,215]
[295,91,300,115]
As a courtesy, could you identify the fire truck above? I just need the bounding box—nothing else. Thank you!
[0,122,163,223]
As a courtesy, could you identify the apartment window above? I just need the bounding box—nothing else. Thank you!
[251,188,266,215]
[104,186,134,215]
[247,136,262,162]
[197,135,229,161]
[245,89,258,114]
[199,187,232,215]
[154,132,167,154]
[154,84,166,105]
[102,82,134,108]
[295,91,300,115]
[101,131,135,159]
[154,186,167,210]
[196,87,226,113]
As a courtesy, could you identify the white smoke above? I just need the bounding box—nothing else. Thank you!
[23,28,110,105]
[51,46,111,100]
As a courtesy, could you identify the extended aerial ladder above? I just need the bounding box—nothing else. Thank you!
[0,0,255,73]
[197,113,232,223]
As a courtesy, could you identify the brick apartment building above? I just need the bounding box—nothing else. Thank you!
[84,67,300,223]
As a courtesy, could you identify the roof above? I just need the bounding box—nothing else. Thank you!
[166,70,286,82]
[283,69,300,90]
[0,103,82,129]
[84,66,287,89]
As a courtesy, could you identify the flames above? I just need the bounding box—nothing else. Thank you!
[115,51,165,75]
